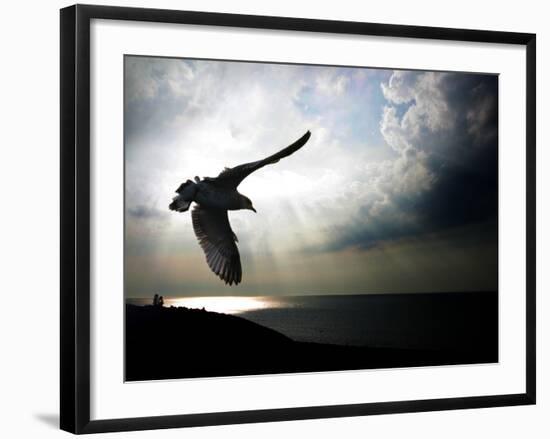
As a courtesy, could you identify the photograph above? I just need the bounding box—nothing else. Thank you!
[124,55,499,382]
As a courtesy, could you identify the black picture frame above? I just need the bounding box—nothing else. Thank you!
[60,4,536,434]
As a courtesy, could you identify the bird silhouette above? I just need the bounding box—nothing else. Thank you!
[169,131,311,286]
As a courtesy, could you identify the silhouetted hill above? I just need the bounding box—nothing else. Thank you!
[125,304,497,381]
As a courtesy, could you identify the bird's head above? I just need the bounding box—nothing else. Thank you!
[240,195,257,213]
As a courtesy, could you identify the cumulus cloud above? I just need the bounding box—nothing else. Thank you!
[326,70,498,251]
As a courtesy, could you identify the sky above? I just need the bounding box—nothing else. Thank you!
[124,56,498,298]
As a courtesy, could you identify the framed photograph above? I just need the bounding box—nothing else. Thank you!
[60,4,536,434]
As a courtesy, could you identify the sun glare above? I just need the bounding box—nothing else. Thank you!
[165,296,275,314]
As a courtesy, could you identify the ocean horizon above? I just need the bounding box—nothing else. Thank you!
[126,292,497,351]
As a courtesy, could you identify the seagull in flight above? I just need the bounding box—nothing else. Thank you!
[169,131,311,286]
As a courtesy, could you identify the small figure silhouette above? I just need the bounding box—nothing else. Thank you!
[152,293,159,307]
[158,296,164,307]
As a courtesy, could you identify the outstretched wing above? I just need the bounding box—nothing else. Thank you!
[191,205,242,286]
[212,130,311,188]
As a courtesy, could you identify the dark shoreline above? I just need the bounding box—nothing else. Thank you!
[125,304,497,381]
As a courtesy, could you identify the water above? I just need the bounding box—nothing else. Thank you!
[127,292,497,351]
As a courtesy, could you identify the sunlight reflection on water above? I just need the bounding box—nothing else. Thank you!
[165,296,279,314]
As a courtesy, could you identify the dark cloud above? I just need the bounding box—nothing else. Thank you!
[127,205,168,220]
[327,72,498,252]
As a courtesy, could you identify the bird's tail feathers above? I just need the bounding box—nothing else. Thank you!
[176,179,194,194]
[169,179,197,213]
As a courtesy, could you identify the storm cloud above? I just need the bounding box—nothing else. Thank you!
[326,71,498,251]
